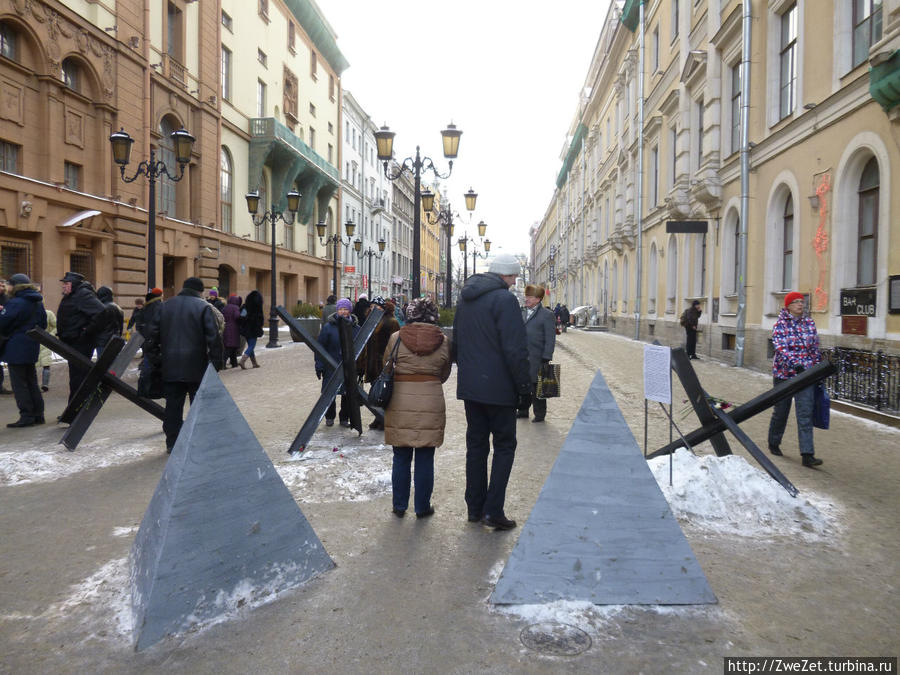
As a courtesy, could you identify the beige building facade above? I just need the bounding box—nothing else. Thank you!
[535,0,900,372]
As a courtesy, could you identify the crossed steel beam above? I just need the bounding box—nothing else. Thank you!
[275,306,384,455]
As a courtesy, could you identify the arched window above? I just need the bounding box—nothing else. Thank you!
[666,236,678,312]
[61,57,80,92]
[0,22,18,61]
[781,194,793,291]
[623,255,630,311]
[857,157,879,286]
[156,117,179,217]
[722,210,740,296]
[611,260,618,312]
[256,170,270,242]
[220,147,233,233]
[648,244,658,313]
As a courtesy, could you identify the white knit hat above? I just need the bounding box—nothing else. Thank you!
[488,253,520,275]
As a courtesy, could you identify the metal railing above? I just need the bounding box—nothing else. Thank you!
[823,347,900,416]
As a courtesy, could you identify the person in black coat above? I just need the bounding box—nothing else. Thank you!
[518,284,556,423]
[238,290,265,368]
[94,285,124,356]
[126,298,144,332]
[315,298,359,426]
[682,300,702,360]
[352,294,370,327]
[0,280,9,395]
[452,254,530,530]
[559,304,570,332]
[145,277,223,453]
[56,271,106,403]
[0,274,48,426]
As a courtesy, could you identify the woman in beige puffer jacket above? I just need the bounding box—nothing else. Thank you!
[384,297,451,518]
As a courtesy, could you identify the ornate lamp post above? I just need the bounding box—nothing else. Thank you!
[373,122,462,299]
[354,237,386,297]
[423,187,477,307]
[457,220,489,279]
[317,219,357,299]
[245,188,300,348]
[110,127,195,288]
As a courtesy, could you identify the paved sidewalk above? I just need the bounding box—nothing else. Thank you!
[0,330,897,672]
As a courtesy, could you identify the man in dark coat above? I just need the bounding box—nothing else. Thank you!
[559,304,570,332]
[315,298,359,427]
[126,298,144,332]
[56,271,106,403]
[0,274,48,426]
[683,300,702,360]
[321,294,337,323]
[0,279,9,395]
[94,285,124,356]
[518,284,556,423]
[145,277,223,453]
[452,253,530,530]
[222,295,242,368]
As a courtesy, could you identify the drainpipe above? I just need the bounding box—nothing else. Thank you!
[580,134,585,306]
[735,0,752,366]
[634,0,645,341]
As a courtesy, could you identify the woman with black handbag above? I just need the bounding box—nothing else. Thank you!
[384,297,451,519]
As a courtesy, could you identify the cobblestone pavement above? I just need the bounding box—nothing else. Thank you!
[0,329,897,673]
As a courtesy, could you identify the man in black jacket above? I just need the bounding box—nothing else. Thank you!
[453,254,530,530]
[56,271,106,403]
[145,277,223,453]
[519,284,556,423]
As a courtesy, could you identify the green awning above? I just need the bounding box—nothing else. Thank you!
[870,50,900,112]
[556,123,587,189]
[620,0,641,32]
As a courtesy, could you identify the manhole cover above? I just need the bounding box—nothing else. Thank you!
[520,622,592,656]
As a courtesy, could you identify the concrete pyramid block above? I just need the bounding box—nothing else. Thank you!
[131,365,334,651]
[491,369,715,606]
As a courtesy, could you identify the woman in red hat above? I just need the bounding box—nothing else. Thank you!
[767,292,823,467]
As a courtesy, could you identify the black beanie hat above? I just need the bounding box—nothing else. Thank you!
[183,277,204,292]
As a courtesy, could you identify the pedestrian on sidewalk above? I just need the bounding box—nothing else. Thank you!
[222,295,242,368]
[238,290,265,368]
[315,298,358,427]
[56,271,106,403]
[385,297,451,518]
[452,253,531,530]
[559,304,570,332]
[94,285,124,357]
[767,292,824,468]
[0,278,9,395]
[144,277,223,453]
[681,300,702,360]
[321,295,337,323]
[0,274,48,427]
[362,297,400,431]
[35,305,56,392]
[126,298,144,335]
[518,284,556,423]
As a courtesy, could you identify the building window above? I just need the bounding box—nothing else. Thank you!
[669,127,677,190]
[284,220,295,251]
[652,26,659,71]
[1,240,32,279]
[310,50,317,79]
[0,140,20,173]
[256,79,266,118]
[308,127,315,151]
[64,161,81,190]
[671,0,679,41]
[857,157,879,286]
[328,122,334,134]
[283,67,298,126]
[221,147,233,233]
[157,117,179,217]
[327,143,333,164]
[0,22,17,61]
[221,10,232,32]
[61,58,80,92]
[309,102,316,117]
[329,75,336,101]
[256,176,269,242]
[779,3,798,119]
[288,21,295,52]
[221,46,232,101]
[649,145,658,206]
[666,236,678,312]
[257,49,267,67]
[696,98,704,168]
[166,2,183,61]
[853,0,883,68]
[69,249,94,284]
[782,194,793,290]
[730,63,741,155]
[258,0,269,19]
[731,216,740,294]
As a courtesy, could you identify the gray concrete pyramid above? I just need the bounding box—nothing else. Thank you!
[131,365,334,651]
[491,369,716,606]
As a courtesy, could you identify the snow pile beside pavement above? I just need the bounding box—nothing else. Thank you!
[648,448,839,540]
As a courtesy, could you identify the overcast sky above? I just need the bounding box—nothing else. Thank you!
[318,0,614,261]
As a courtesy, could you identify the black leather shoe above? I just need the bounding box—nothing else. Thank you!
[416,507,435,519]
[483,514,517,530]
[516,410,529,419]
[340,420,352,428]
[6,419,35,428]
[531,417,545,423]
[392,508,406,518]
[467,512,482,523]
[802,454,823,467]
[34,415,45,425]
[768,444,783,456]
[325,419,334,427]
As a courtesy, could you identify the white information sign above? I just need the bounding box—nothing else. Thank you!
[643,344,672,404]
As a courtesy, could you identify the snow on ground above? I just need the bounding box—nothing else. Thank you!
[648,448,840,540]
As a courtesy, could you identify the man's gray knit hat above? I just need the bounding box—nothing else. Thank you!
[488,254,519,275]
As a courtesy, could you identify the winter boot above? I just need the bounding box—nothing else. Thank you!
[239,355,249,369]
[250,355,260,368]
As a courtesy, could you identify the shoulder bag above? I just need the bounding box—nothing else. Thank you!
[368,336,402,408]
[536,362,561,399]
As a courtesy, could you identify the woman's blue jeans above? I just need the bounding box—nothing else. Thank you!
[243,336,257,357]
[392,446,435,514]
[768,377,815,455]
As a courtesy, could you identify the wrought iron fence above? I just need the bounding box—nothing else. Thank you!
[823,348,900,416]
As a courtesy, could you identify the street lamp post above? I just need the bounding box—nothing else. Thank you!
[423,187,477,307]
[354,237,386,297]
[457,220,490,280]
[245,188,300,349]
[109,127,195,289]
[373,123,462,299]
[317,219,357,299]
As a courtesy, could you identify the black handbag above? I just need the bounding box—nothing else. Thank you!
[536,362,561,399]
[368,337,401,408]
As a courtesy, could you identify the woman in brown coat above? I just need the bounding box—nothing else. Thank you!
[384,297,451,518]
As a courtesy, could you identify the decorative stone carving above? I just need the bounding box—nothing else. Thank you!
[0,80,24,124]
[65,107,84,147]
